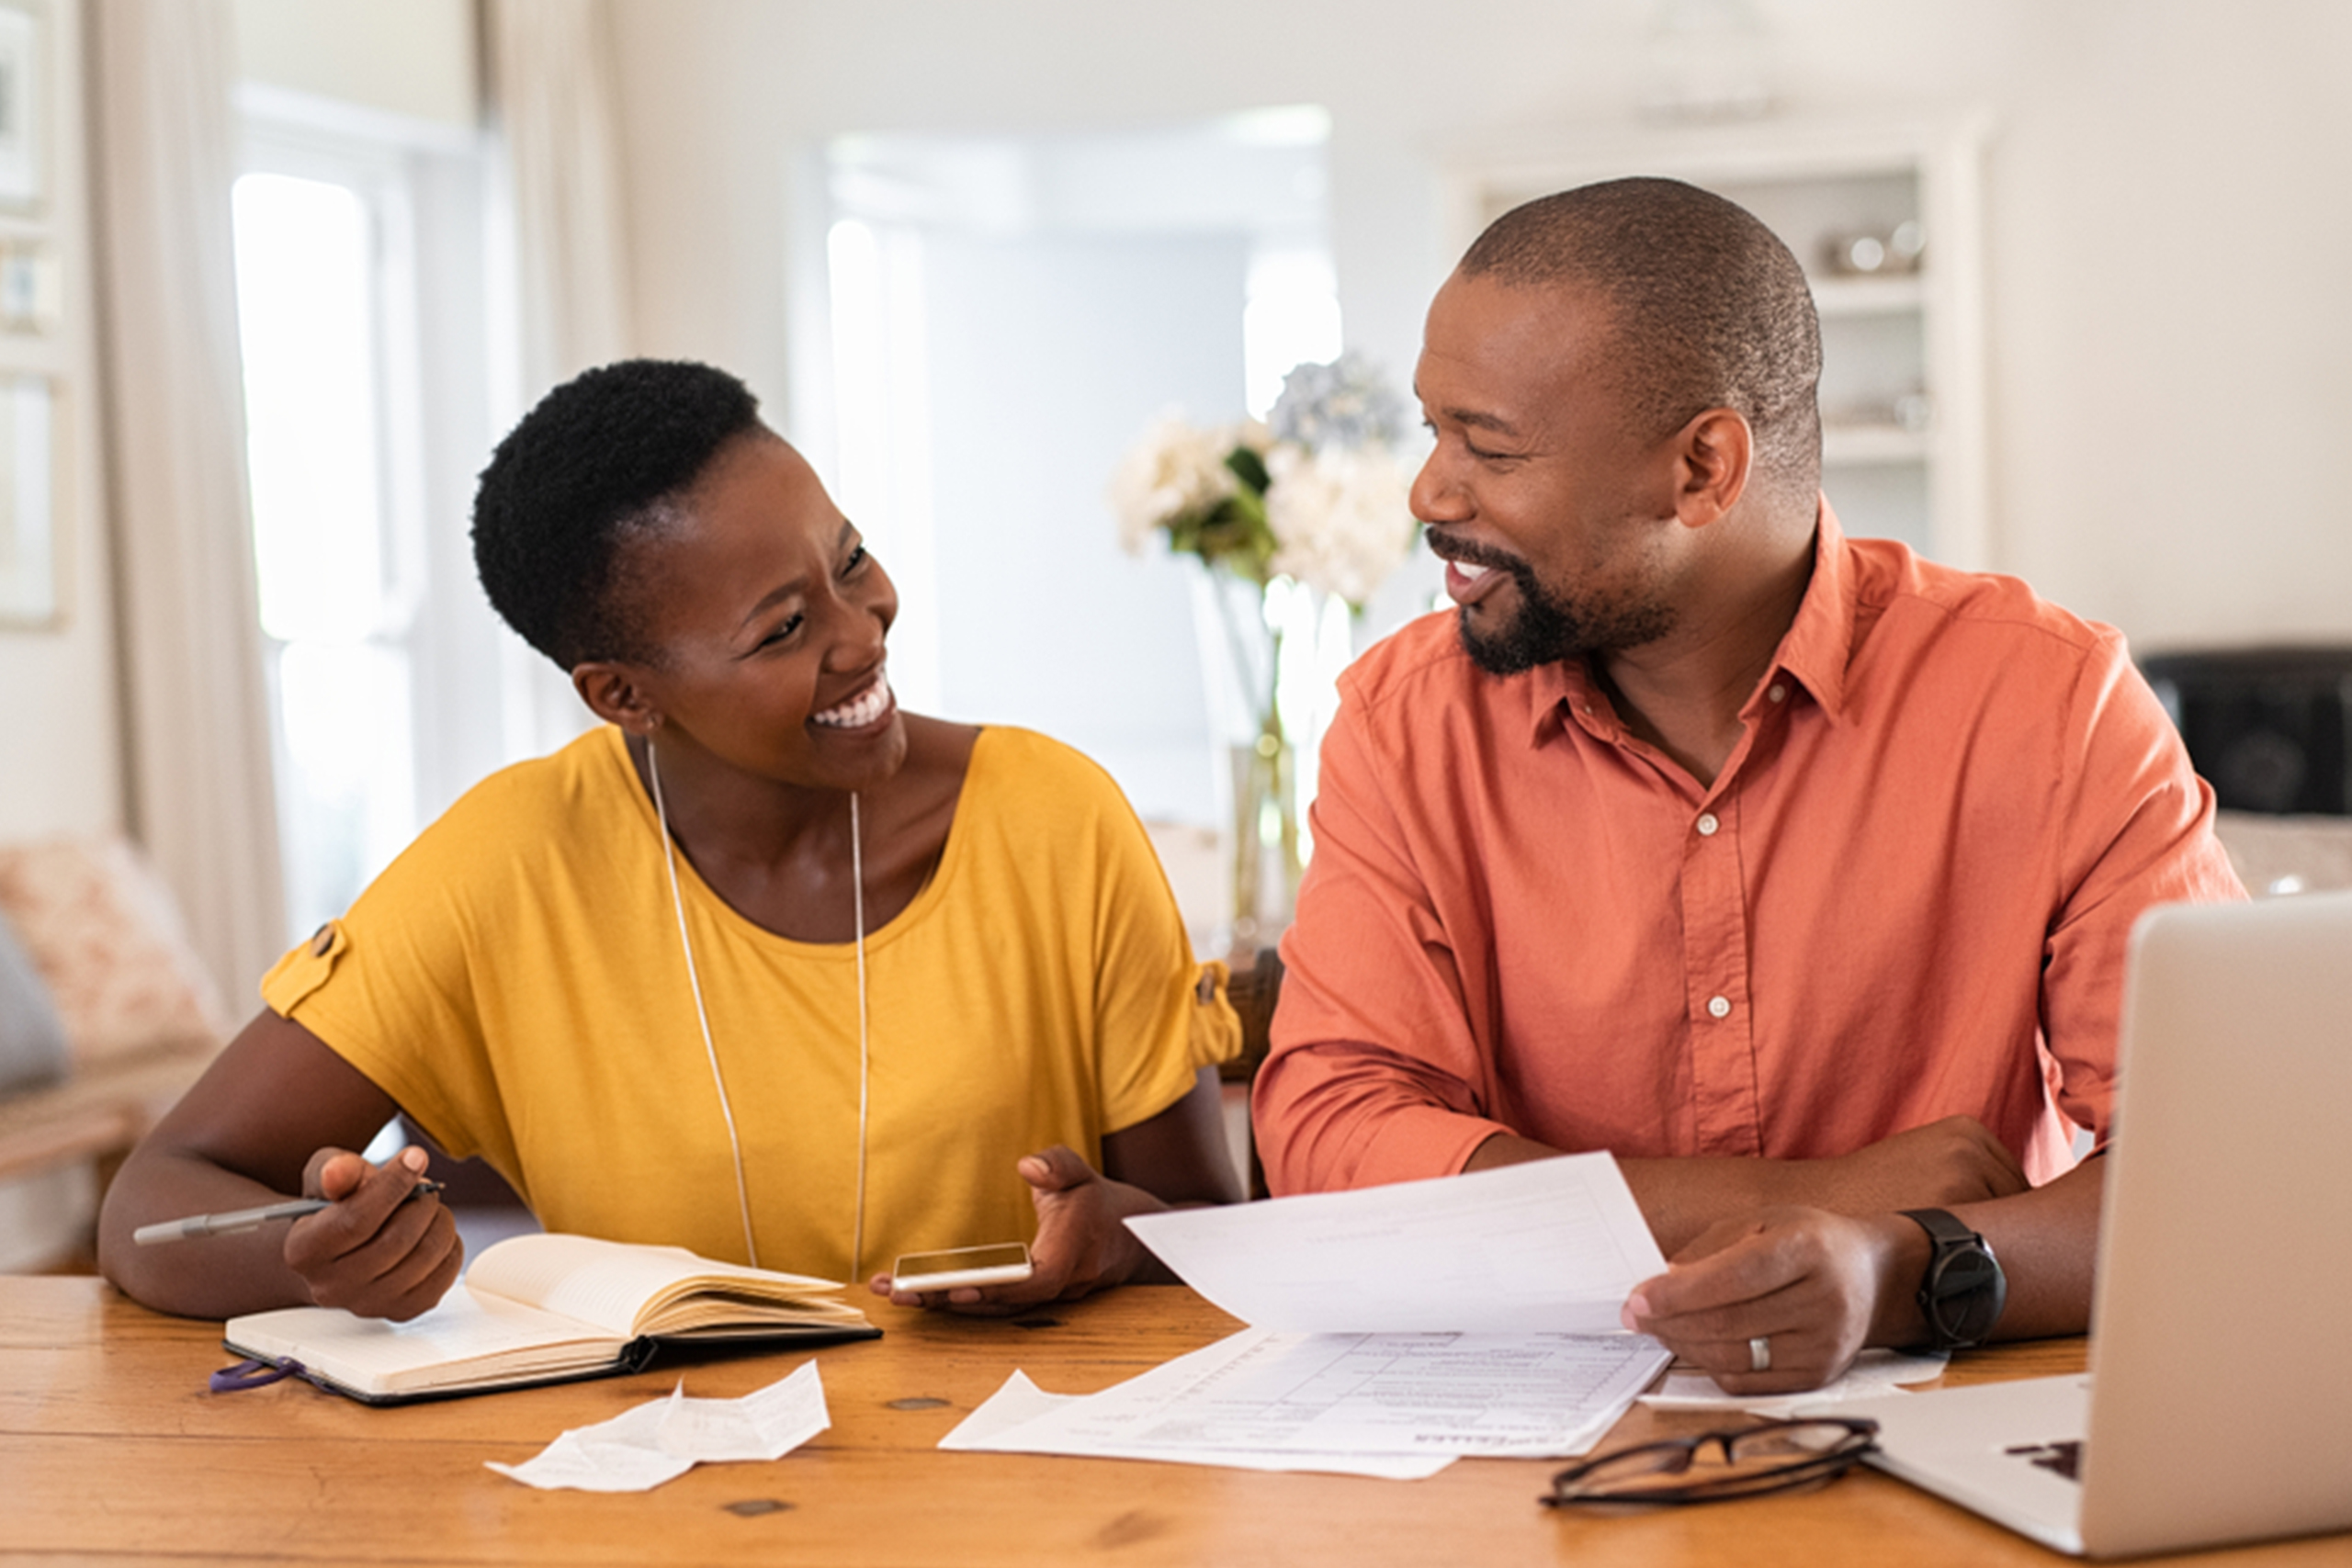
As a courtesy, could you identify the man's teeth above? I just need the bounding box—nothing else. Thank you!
[1456,562,1498,583]
[812,675,891,728]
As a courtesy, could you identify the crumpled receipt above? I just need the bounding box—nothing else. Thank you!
[487,1360,831,1492]
[1637,1348,1951,1419]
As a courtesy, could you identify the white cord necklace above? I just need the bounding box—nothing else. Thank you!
[647,739,870,1279]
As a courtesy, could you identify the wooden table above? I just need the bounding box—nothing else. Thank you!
[4,1277,2344,1567]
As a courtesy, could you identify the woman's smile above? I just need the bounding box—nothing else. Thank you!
[810,668,896,732]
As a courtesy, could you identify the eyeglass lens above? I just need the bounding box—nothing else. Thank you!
[1548,1419,1876,1505]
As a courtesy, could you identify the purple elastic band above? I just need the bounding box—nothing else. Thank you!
[210,1356,303,1393]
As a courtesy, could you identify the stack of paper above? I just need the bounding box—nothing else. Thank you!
[942,1154,1676,1477]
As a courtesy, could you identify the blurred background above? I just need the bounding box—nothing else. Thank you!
[3,0,2349,1265]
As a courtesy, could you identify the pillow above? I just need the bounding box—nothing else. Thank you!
[0,835,232,1065]
[0,906,69,1093]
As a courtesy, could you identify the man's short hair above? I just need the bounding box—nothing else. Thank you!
[471,358,763,670]
[1460,176,1822,502]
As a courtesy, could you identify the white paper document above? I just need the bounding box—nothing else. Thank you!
[942,1365,1454,1479]
[943,1154,1674,1474]
[1637,1348,1951,1418]
[1122,1151,1668,1334]
[488,1360,831,1492]
[950,1326,1668,1463]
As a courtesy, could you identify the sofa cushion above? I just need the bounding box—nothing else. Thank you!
[0,836,232,1066]
[0,908,69,1094]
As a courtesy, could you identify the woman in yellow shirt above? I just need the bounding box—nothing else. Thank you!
[98,360,1241,1321]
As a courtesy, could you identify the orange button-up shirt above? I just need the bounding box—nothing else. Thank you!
[1254,507,2245,1196]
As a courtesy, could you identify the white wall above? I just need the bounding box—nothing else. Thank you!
[230,0,478,128]
[1973,5,2352,645]
[605,0,2352,660]
[0,0,120,842]
[922,228,1248,819]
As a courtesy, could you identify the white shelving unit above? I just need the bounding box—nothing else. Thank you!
[1442,115,1991,568]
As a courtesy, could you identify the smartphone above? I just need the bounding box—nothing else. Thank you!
[889,1242,1035,1293]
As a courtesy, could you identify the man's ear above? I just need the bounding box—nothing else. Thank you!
[572,661,661,734]
[1669,408,1753,530]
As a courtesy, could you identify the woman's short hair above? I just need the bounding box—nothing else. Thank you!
[472,358,763,670]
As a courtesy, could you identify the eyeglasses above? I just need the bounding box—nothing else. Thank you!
[1542,1416,1881,1507]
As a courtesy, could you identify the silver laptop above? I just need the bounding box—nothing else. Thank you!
[1815,890,2352,1558]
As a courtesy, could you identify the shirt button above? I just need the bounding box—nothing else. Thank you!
[1767,683,1787,704]
[1696,813,1719,837]
[1707,995,1732,1020]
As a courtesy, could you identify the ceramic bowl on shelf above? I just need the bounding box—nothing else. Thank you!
[1821,219,1925,276]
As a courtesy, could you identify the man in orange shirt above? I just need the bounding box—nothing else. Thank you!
[1252,178,2243,1393]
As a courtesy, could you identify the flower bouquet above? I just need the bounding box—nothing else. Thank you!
[1108,352,1419,943]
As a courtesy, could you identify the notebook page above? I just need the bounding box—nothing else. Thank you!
[227,1288,603,1390]
[466,1235,842,1338]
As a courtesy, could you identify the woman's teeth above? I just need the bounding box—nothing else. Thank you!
[811,674,892,729]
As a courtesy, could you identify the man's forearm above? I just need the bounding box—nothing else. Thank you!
[1465,1131,1815,1255]
[1940,1156,2103,1341]
[1465,1114,2042,1260]
[1844,1154,2102,1348]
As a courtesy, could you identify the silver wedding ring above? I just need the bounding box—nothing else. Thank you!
[1748,1335,1772,1372]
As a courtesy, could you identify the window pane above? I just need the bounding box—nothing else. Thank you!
[232,172,387,644]
[269,639,415,939]
[232,164,418,940]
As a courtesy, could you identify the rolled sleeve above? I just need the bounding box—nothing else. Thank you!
[2040,631,2247,1143]
[1091,772,1241,1134]
[1253,677,1511,1192]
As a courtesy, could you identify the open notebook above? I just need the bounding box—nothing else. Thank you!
[223,1233,879,1404]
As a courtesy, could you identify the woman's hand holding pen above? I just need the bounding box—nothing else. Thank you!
[283,1145,464,1322]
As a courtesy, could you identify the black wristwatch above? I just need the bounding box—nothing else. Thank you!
[1901,1208,2007,1351]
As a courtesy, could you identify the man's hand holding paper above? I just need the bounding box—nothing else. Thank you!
[1621,1205,1905,1395]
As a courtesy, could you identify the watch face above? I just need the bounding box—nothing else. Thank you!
[1927,1247,2007,1346]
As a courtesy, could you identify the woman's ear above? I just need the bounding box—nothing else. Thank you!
[572,662,662,734]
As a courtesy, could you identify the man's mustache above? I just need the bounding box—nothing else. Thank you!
[1424,527,1532,579]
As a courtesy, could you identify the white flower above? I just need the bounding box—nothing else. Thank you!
[1264,442,1419,608]
[1107,412,1238,553]
[1269,352,1409,452]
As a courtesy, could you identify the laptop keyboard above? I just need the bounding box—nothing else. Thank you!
[2004,1440,2083,1481]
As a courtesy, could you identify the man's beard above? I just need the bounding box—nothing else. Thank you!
[1445,541,1675,676]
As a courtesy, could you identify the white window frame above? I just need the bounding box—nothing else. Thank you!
[233,86,505,941]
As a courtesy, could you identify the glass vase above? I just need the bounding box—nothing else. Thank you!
[1227,717,1302,953]
[1192,564,1320,953]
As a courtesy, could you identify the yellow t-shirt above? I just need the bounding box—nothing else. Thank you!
[260,725,1237,1282]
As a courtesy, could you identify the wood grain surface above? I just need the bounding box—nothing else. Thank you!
[5,1277,2345,1567]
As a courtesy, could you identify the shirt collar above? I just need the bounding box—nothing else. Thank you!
[1760,496,1856,721]
[1528,495,1860,746]
[1526,649,1589,745]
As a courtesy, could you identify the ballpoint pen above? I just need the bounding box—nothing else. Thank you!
[130,1180,445,1246]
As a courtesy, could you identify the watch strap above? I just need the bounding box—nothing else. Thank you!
[1901,1206,1978,1249]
